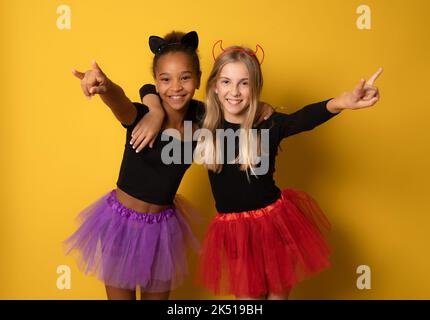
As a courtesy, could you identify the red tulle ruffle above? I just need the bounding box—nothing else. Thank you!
[197,188,332,298]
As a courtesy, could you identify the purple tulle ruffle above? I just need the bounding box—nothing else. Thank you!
[106,190,174,222]
[63,189,199,291]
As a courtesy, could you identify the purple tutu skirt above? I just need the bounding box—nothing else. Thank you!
[63,190,199,292]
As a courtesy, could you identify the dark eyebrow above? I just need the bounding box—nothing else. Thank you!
[158,71,193,77]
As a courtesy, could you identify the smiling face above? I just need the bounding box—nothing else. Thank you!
[215,61,250,123]
[154,52,200,111]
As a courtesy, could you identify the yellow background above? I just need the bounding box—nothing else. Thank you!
[1,0,429,299]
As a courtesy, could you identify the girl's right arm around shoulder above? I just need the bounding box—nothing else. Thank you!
[72,60,137,126]
[129,84,165,152]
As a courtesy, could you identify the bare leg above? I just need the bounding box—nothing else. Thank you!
[141,290,170,300]
[105,285,136,300]
[267,288,292,300]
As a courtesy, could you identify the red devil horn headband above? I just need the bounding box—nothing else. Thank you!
[212,40,265,65]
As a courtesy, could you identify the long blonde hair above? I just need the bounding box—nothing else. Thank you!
[194,46,264,174]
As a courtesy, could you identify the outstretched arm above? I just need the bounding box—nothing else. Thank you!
[72,60,137,126]
[280,67,383,138]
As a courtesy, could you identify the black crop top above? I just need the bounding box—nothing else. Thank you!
[139,84,338,212]
[116,101,201,205]
[208,100,338,213]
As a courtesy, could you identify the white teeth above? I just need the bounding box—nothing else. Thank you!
[227,99,242,105]
[170,95,185,100]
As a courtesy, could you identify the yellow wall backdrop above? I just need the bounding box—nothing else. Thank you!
[1,0,429,299]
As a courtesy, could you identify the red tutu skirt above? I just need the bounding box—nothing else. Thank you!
[198,188,332,298]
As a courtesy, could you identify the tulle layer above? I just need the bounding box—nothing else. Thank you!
[64,190,199,291]
[198,188,332,298]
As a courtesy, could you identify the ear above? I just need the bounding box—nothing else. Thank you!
[149,36,166,54]
[181,31,199,50]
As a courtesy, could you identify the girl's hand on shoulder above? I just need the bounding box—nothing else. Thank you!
[130,109,165,152]
[328,67,383,113]
[254,101,275,127]
[72,60,110,99]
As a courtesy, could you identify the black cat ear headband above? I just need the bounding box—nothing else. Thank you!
[149,31,199,54]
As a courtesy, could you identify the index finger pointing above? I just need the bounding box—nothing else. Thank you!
[72,68,85,80]
[91,60,105,75]
[367,67,384,86]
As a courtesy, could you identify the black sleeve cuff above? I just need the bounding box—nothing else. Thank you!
[139,84,158,101]
[320,98,340,119]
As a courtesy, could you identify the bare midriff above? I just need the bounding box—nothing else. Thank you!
[115,188,170,214]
